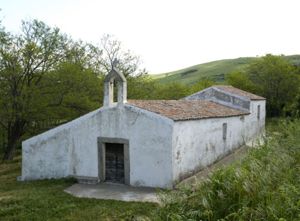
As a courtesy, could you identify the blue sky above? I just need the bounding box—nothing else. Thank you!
[1,0,300,73]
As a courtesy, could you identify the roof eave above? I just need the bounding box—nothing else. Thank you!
[172,112,250,122]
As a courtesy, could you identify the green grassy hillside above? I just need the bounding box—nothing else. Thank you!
[153,55,300,85]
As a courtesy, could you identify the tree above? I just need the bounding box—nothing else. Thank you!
[226,71,257,92]
[247,55,300,117]
[90,34,145,76]
[127,75,157,100]
[0,19,150,160]
[226,54,300,117]
[0,20,68,160]
[154,82,191,100]
[190,78,215,94]
[43,62,102,120]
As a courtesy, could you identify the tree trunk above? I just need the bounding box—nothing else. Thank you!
[3,136,18,161]
[2,120,26,161]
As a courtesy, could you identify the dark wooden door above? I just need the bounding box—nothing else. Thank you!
[105,143,124,183]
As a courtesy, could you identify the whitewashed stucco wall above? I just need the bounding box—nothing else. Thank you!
[22,109,101,181]
[172,100,265,183]
[244,100,266,145]
[172,116,247,183]
[22,104,174,188]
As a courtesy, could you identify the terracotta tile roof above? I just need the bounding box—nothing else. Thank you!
[213,85,265,100]
[127,100,249,121]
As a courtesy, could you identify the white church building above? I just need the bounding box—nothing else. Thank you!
[21,67,265,189]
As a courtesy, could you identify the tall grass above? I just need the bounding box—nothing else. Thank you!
[158,120,300,221]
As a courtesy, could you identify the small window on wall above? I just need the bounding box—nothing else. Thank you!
[240,116,245,122]
[257,105,261,119]
[223,123,227,140]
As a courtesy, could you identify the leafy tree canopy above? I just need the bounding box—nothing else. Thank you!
[227,54,300,117]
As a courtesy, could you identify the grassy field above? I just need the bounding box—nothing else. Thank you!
[0,154,158,221]
[153,55,300,85]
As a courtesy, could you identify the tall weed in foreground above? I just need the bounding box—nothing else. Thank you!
[158,120,300,221]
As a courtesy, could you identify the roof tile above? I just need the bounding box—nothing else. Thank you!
[213,85,265,100]
[127,100,249,121]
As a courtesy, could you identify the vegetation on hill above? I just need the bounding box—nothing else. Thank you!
[153,54,300,118]
[154,55,300,85]
[157,119,300,221]
[227,54,300,117]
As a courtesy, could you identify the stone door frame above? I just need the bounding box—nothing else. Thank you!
[98,137,130,185]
